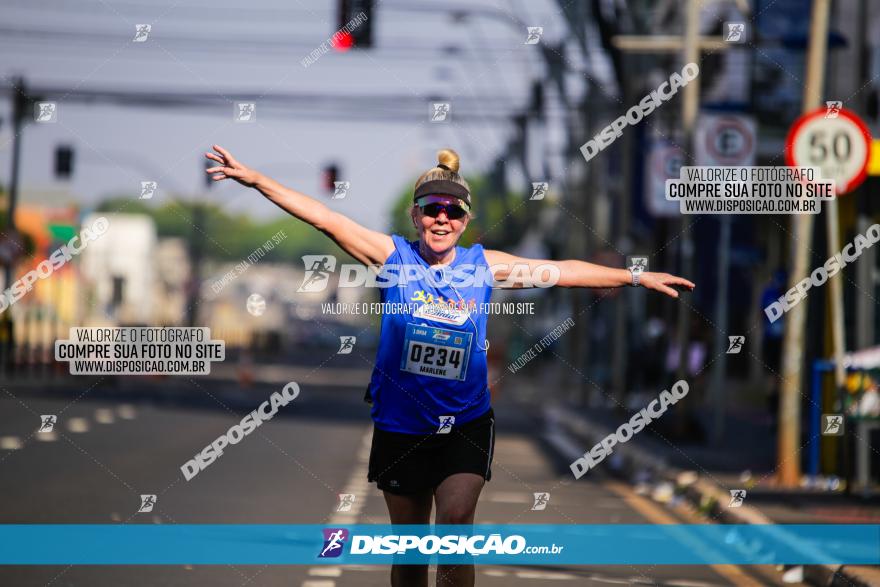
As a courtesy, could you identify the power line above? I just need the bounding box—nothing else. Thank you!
[0,83,577,121]
[0,26,543,60]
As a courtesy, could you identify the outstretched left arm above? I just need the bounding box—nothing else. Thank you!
[483,249,695,299]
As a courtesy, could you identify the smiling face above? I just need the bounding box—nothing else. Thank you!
[410,195,470,256]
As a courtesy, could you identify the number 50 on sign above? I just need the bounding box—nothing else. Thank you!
[786,107,872,195]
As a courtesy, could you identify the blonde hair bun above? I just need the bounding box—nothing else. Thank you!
[437,148,460,174]
[413,147,471,205]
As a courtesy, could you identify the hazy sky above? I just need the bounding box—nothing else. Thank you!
[0,0,580,234]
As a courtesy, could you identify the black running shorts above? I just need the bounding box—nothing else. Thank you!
[367,407,495,495]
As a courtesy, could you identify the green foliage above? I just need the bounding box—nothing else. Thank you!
[94,197,354,262]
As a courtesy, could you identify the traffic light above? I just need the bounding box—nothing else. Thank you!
[323,164,339,192]
[54,145,73,179]
[336,0,374,49]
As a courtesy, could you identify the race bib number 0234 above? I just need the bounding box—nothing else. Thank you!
[400,323,472,381]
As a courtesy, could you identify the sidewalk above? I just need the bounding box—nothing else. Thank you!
[505,370,880,587]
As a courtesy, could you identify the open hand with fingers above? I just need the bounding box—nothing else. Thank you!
[205,144,259,188]
[639,272,696,299]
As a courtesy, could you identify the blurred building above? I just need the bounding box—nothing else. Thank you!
[200,260,376,353]
[6,201,81,357]
[80,213,157,325]
[153,237,190,325]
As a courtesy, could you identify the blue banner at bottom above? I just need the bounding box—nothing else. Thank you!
[0,524,877,565]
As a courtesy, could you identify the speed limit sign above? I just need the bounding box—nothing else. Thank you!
[786,106,872,195]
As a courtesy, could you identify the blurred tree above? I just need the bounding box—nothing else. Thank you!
[94,198,355,263]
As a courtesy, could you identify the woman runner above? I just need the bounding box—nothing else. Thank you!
[205,145,695,587]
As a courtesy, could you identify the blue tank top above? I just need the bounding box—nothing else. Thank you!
[367,234,493,434]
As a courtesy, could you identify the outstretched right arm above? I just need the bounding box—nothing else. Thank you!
[206,144,394,266]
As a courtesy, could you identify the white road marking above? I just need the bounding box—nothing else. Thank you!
[0,436,23,450]
[515,570,576,580]
[66,417,89,433]
[588,577,631,585]
[305,426,374,584]
[117,404,137,419]
[95,408,115,424]
[485,491,528,503]
[626,577,657,585]
[483,569,509,577]
[308,567,342,577]
[36,431,58,442]
[328,428,372,525]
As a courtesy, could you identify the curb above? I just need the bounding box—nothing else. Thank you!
[542,403,870,587]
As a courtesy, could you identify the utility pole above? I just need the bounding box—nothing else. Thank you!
[777,0,832,486]
[709,213,732,443]
[854,0,874,350]
[612,2,729,408]
[1,76,27,373]
[672,0,701,386]
[611,73,633,407]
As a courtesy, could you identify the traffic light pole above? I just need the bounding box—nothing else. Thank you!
[1,76,26,373]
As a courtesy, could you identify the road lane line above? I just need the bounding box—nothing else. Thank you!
[328,427,373,525]
[66,417,89,433]
[0,436,23,450]
[117,404,137,419]
[36,430,58,442]
[308,567,342,577]
[95,408,115,424]
[514,569,576,580]
[304,425,373,585]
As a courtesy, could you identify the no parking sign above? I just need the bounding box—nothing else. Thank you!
[645,135,684,217]
[696,113,757,167]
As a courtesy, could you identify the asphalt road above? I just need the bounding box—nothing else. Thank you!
[0,374,795,586]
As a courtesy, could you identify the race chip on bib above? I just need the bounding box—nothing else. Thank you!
[400,323,472,381]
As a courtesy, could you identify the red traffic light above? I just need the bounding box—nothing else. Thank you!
[331,31,354,52]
